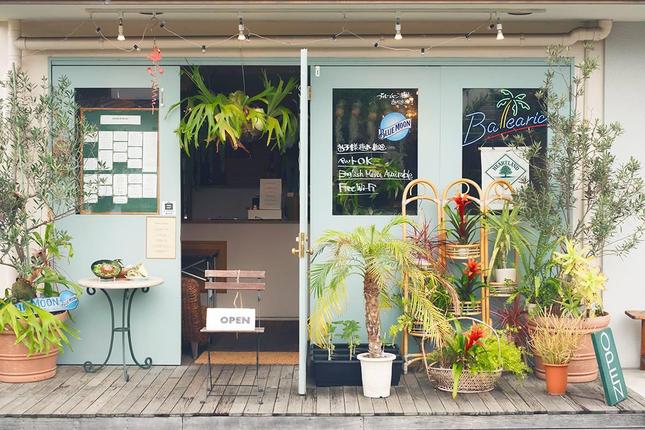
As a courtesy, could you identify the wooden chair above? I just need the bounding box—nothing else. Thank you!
[200,270,265,402]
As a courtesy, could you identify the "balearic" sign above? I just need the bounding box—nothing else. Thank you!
[592,328,628,406]
[206,308,256,332]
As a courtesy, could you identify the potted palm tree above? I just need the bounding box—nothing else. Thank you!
[309,217,437,398]
[0,68,88,382]
[529,312,583,395]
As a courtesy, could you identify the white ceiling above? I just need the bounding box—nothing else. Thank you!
[0,2,645,22]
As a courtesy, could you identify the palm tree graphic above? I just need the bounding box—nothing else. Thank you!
[496,89,531,128]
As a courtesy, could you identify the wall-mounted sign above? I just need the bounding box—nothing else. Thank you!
[480,147,529,209]
[15,290,79,313]
[81,108,159,214]
[332,88,418,215]
[206,308,256,332]
[592,328,628,406]
[146,216,176,259]
[462,88,546,193]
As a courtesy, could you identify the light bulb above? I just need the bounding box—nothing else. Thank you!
[201,45,206,53]
[394,17,402,40]
[117,17,125,41]
[496,17,504,40]
[238,17,247,41]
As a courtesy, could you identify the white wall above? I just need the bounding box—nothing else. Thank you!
[603,22,645,369]
[182,223,299,318]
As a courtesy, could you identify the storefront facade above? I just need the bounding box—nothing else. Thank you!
[0,1,644,395]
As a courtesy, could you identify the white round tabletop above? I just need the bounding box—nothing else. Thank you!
[78,276,163,290]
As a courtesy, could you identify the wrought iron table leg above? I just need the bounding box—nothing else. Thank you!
[83,288,116,374]
[125,287,153,370]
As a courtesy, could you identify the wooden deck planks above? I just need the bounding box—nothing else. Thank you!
[1,365,644,422]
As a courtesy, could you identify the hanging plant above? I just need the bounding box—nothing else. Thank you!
[170,66,298,154]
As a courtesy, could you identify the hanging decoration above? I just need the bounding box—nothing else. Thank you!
[147,42,164,108]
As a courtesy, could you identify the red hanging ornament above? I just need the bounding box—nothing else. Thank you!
[147,43,164,108]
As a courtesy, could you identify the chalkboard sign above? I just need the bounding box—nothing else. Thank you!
[592,328,628,406]
[332,88,418,215]
[81,108,159,214]
[462,88,547,192]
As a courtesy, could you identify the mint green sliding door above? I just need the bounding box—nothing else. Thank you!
[51,64,182,365]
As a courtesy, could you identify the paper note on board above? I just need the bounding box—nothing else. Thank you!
[99,174,113,185]
[113,141,128,152]
[260,179,282,210]
[128,184,143,198]
[98,131,113,149]
[113,131,128,141]
[98,185,113,197]
[113,196,128,205]
[128,131,143,147]
[128,174,143,184]
[97,150,113,170]
[113,174,128,196]
[85,132,98,143]
[143,174,157,198]
[128,147,143,159]
[113,152,127,163]
[100,115,141,125]
[83,158,98,171]
[127,159,143,169]
[142,132,158,172]
[146,216,176,259]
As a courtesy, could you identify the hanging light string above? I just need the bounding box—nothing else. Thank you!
[159,20,238,51]
[91,14,158,52]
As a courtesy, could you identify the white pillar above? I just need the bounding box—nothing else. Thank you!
[7,19,21,70]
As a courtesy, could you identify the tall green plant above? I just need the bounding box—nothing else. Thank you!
[0,68,86,353]
[485,201,530,269]
[309,217,449,358]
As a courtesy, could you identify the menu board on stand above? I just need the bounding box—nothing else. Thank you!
[332,88,418,215]
[81,108,159,214]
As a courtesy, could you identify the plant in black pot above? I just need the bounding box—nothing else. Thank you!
[309,217,437,397]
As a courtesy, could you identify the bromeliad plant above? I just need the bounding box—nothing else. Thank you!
[0,68,88,354]
[444,192,481,245]
[426,322,529,398]
[309,217,449,358]
[450,259,484,303]
[171,66,298,154]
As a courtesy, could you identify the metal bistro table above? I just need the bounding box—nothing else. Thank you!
[78,276,163,381]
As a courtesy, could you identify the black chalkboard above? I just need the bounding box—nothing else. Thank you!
[462,88,547,192]
[332,88,418,215]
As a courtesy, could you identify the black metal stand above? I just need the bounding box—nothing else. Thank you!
[82,287,153,382]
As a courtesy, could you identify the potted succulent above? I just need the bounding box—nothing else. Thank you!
[309,217,431,397]
[0,68,89,382]
[528,312,583,395]
[449,259,484,316]
[444,191,481,259]
[171,66,298,154]
[485,200,529,289]
[424,319,529,398]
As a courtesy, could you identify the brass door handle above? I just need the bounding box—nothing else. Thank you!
[292,232,310,258]
[291,247,300,257]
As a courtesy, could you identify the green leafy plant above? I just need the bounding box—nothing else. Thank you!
[444,192,481,245]
[171,66,298,154]
[450,259,484,303]
[323,321,337,361]
[528,311,584,365]
[0,68,87,354]
[309,217,447,358]
[336,320,361,360]
[426,322,529,399]
[485,201,529,269]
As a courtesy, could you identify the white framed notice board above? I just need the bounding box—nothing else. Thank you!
[80,108,159,214]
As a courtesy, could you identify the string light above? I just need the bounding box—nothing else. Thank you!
[394,16,403,40]
[420,47,426,55]
[238,17,247,41]
[117,14,125,41]
[496,13,504,40]
[201,44,206,53]
[133,44,140,51]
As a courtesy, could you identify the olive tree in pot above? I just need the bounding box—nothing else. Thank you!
[514,45,645,382]
[309,217,433,398]
[0,68,89,382]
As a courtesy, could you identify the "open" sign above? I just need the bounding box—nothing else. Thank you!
[206,308,256,332]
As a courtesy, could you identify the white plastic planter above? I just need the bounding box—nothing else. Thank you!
[356,352,396,398]
[495,268,517,283]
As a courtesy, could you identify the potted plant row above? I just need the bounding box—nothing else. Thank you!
[0,68,89,382]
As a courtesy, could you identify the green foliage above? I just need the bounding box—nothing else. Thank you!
[485,201,530,269]
[336,320,361,360]
[444,205,480,245]
[309,217,448,358]
[170,66,298,154]
[0,68,86,353]
[0,301,77,355]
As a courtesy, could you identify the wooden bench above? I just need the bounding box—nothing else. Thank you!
[201,270,266,402]
[625,310,645,370]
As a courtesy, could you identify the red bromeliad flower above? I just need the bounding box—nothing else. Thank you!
[452,192,471,223]
[463,258,481,281]
[464,324,486,352]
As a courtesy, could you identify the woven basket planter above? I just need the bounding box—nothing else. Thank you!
[445,243,480,260]
[427,366,502,393]
[450,299,481,316]
[488,281,517,298]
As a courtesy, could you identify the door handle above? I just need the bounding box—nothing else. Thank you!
[291,232,311,258]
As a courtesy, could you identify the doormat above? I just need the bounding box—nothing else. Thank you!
[194,351,298,365]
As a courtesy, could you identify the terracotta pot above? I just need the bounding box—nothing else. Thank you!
[0,311,68,383]
[544,363,569,395]
[529,313,611,383]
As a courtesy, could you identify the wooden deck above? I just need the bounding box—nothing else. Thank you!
[1,364,644,429]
